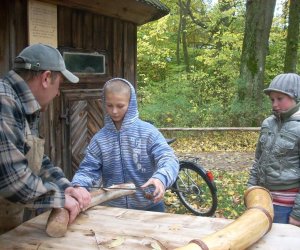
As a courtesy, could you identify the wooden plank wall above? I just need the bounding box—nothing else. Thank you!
[57,5,137,84]
[0,0,28,77]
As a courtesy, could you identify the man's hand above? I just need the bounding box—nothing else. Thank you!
[64,194,81,224]
[65,186,91,210]
[141,178,165,203]
[289,216,300,226]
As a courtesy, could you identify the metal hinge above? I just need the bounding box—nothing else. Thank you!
[60,108,70,125]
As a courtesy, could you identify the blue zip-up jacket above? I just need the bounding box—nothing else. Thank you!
[72,78,179,210]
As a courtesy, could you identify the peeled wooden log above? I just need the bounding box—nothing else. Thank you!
[175,186,274,250]
[46,183,136,238]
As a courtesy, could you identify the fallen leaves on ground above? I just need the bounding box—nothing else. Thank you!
[166,169,248,220]
[163,131,253,220]
[163,131,258,153]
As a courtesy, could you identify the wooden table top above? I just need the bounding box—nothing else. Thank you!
[0,205,299,249]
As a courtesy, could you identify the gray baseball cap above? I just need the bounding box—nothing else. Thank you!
[264,73,300,101]
[14,44,79,83]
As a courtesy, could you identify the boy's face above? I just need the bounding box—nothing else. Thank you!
[269,91,296,113]
[105,91,130,126]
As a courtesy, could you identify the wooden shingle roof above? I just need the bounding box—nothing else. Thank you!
[137,0,170,21]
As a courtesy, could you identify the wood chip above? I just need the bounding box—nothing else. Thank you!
[106,236,125,248]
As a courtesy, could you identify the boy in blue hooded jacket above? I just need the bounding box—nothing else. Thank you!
[72,78,179,212]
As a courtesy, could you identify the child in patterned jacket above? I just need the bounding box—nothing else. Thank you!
[72,78,179,212]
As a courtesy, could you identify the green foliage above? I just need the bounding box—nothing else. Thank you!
[227,78,271,126]
[138,70,239,127]
[138,76,193,127]
[138,16,175,84]
[137,0,300,127]
[265,16,288,79]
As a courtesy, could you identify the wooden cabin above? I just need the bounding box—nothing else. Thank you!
[0,0,169,179]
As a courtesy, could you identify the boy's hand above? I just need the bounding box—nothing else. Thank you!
[141,178,165,203]
[289,216,300,227]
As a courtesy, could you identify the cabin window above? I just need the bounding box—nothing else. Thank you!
[63,52,105,75]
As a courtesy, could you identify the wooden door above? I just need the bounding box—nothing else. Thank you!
[61,88,104,179]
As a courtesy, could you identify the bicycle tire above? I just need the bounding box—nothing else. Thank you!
[173,160,217,216]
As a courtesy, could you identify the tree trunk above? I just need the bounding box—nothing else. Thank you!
[239,0,276,104]
[284,0,300,73]
[182,0,190,72]
[176,0,182,65]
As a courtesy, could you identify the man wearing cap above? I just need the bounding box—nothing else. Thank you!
[0,44,91,234]
[248,73,300,227]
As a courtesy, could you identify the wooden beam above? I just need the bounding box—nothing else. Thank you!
[39,0,169,25]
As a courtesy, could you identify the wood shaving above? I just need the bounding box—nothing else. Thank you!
[150,241,162,250]
[105,236,125,248]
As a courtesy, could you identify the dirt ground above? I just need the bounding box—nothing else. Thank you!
[179,151,255,172]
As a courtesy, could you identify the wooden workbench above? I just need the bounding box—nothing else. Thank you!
[0,205,299,249]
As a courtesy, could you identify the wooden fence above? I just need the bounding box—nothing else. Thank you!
[158,127,260,152]
[159,127,260,132]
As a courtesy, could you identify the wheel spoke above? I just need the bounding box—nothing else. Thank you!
[174,161,217,216]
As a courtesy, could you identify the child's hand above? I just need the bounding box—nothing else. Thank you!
[289,216,300,226]
[141,178,165,203]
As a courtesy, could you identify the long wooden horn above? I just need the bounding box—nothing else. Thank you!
[175,186,274,250]
[46,183,136,238]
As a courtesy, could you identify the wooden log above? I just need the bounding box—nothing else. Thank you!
[46,183,136,238]
[175,186,274,250]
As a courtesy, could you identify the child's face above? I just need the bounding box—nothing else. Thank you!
[269,91,296,113]
[105,92,130,126]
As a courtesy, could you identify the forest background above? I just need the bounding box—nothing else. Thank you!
[137,0,299,127]
[135,0,300,219]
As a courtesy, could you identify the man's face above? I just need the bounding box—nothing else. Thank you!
[105,92,130,128]
[40,72,62,111]
[269,91,296,113]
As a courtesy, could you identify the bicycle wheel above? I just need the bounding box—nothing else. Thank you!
[172,160,217,216]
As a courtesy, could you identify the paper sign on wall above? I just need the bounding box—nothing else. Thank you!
[28,0,57,48]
